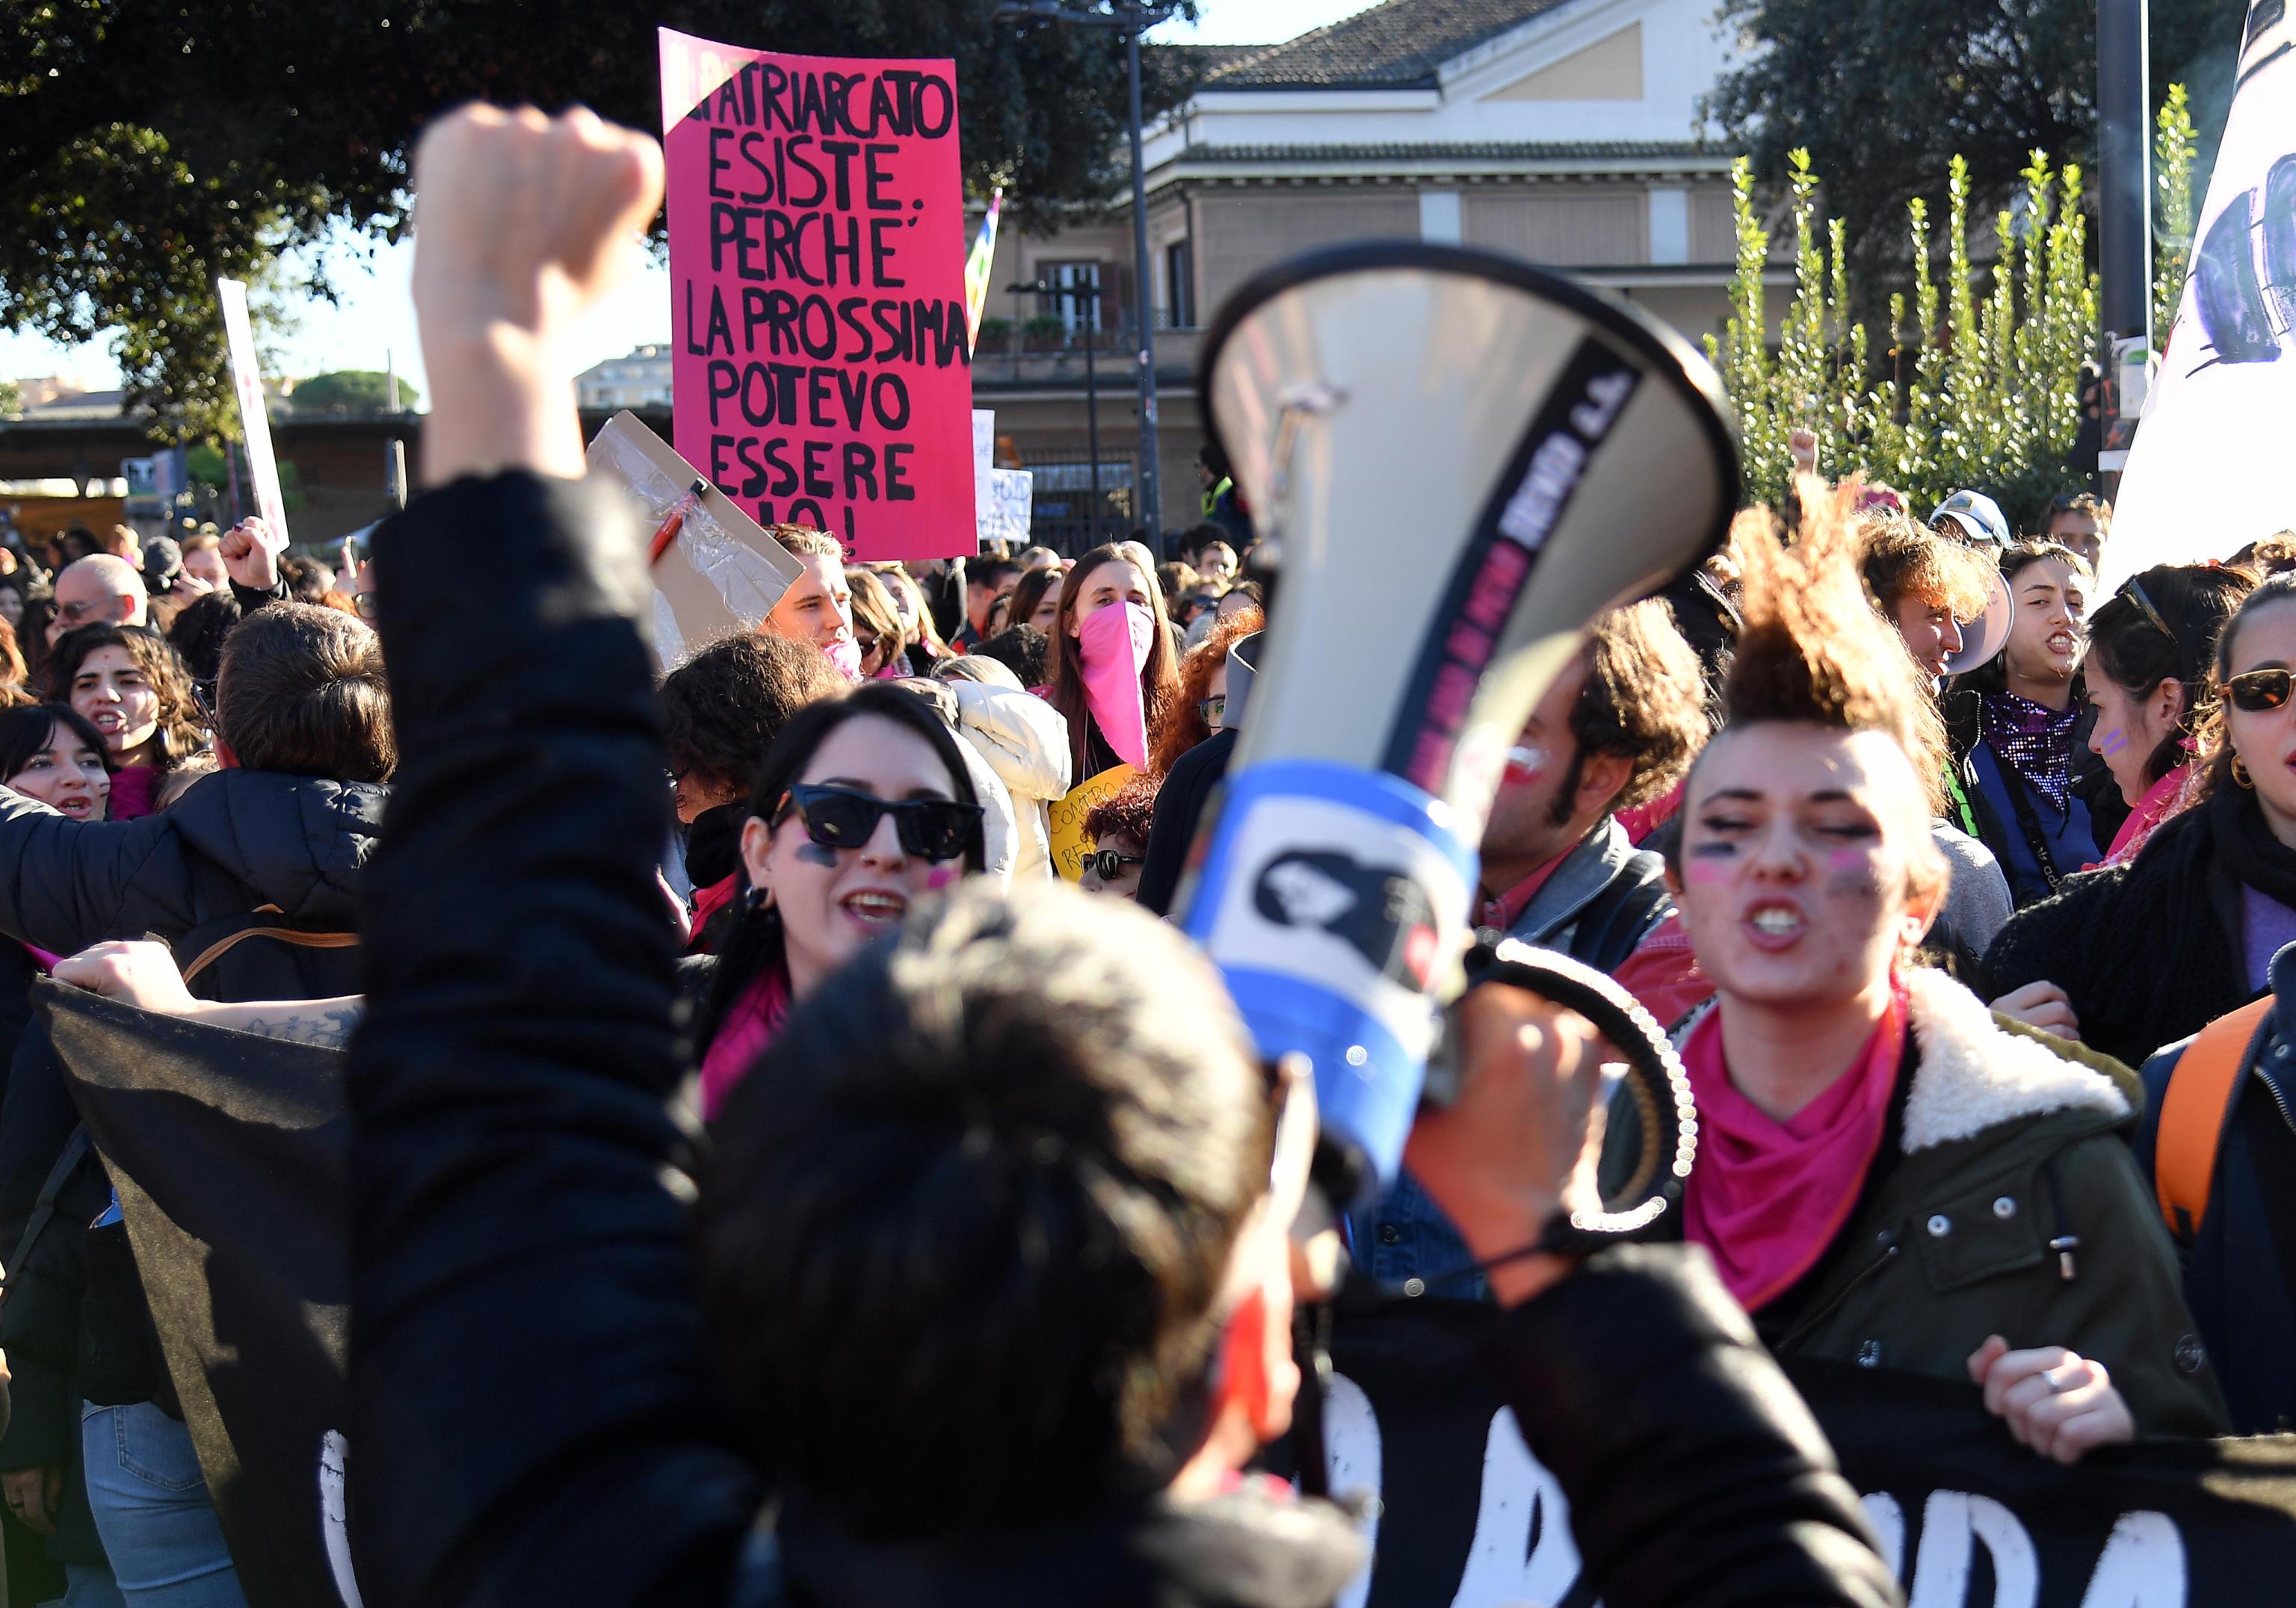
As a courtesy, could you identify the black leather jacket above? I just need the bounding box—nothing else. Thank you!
[345,471,1898,1608]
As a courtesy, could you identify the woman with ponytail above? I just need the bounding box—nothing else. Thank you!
[1620,483,2224,1457]
[688,681,987,1118]
[1040,543,1179,784]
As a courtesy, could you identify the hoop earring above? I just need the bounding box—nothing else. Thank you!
[2233,755,2256,790]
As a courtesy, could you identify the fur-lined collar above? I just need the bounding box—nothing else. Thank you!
[1901,968,2129,1153]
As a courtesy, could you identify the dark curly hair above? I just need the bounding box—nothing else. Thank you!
[661,634,849,804]
[44,623,205,768]
[166,588,243,686]
[975,623,1049,690]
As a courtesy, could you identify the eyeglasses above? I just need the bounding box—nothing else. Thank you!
[56,598,118,625]
[779,783,981,863]
[1197,693,1226,728]
[1082,847,1144,880]
[2120,578,2175,644]
[2225,668,2296,713]
[351,592,380,622]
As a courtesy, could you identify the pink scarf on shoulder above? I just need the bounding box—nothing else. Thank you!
[698,965,789,1121]
[1681,982,1907,1311]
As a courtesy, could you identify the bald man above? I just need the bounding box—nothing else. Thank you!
[49,554,147,645]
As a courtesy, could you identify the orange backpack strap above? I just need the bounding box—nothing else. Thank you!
[2155,995,2276,1242]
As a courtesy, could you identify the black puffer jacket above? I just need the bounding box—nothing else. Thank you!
[0,760,380,1550]
[0,767,380,1000]
[345,471,1894,1608]
[1981,786,2262,1069]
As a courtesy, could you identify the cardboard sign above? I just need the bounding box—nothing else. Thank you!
[217,277,289,550]
[982,468,1034,548]
[659,28,975,562]
[972,409,996,528]
[586,410,804,670]
[1047,763,1137,881]
[2102,3,2296,590]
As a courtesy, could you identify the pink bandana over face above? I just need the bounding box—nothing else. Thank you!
[1078,599,1154,771]
[1681,980,1907,1311]
[824,637,863,681]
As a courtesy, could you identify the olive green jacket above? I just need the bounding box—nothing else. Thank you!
[1611,968,2228,1438]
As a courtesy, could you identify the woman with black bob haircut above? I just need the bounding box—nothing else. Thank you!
[690,679,986,1119]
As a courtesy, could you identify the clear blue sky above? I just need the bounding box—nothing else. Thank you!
[0,0,1372,400]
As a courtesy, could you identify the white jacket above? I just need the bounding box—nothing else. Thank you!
[948,680,1073,880]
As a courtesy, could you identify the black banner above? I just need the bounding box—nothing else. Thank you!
[1292,1297,2296,1608]
[41,983,359,1608]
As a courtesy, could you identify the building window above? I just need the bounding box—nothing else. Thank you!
[1164,240,1195,330]
[1040,261,1104,337]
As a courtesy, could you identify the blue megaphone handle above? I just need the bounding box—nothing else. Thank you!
[1183,759,1476,1202]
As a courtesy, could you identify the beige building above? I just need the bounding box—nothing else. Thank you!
[970,0,1782,548]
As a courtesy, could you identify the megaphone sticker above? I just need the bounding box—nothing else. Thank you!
[1253,850,1442,992]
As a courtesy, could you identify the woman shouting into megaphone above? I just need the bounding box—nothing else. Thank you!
[1608,484,2227,1462]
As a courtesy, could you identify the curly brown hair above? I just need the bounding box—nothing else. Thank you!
[1149,604,1262,775]
[44,623,205,768]
[1854,510,1997,622]
[661,633,849,803]
[1568,598,1711,817]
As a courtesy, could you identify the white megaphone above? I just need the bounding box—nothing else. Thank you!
[1177,243,1738,1205]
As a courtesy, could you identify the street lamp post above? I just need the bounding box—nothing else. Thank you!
[1010,276,1107,548]
[997,1,1178,540]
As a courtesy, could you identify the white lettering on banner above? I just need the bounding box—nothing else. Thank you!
[2076,1512,2185,1608]
[1864,1493,1908,1578]
[1909,1491,2040,1608]
[1450,1407,1581,1608]
[1320,1373,1381,1608]
[1321,1381,2193,1608]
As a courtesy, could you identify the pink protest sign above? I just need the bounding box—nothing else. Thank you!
[660,28,975,561]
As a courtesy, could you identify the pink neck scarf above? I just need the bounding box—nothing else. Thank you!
[1078,600,1153,771]
[2103,762,2193,868]
[698,963,790,1121]
[1681,982,1907,1312]
[107,763,161,822]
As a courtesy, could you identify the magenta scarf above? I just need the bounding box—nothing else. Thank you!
[1681,982,1907,1311]
[2102,762,2193,868]
[698,964,789,1121]
[107,764,161,821]
[1078,600,1153,770]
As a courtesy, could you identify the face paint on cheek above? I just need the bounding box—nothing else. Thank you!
[1824,848,1886,897]
[2098,727,2127,756]
[1685,859,1732,884]
[793,841,839,868]
[927,865,957,891]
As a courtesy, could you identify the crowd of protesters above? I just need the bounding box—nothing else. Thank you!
[0,101,2292,1608]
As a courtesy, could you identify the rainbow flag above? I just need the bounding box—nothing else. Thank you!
[963,188,1004,356]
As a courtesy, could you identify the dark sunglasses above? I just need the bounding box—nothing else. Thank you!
[1083,848,1144,880]
[1197,693,1226,727]
[2119,578,2174,644]
[352,591,380,622]
[780,783,980,863]
[2226,668,2296,714]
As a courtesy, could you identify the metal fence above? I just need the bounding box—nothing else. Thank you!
[1013,451,1137,555]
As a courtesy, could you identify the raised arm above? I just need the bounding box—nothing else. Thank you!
[345,106,759,1607]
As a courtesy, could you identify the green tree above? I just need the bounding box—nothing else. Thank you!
[1706,0,2243,294]
[2152,83,2200,356]
[1,1,1202,436]
[289,371,421,415]
[0,380,19,420]
[1707,147,2096,528]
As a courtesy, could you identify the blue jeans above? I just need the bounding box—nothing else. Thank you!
[78,1405,245,1608]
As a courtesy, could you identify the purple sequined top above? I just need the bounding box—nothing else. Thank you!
[1980,692,2079,811]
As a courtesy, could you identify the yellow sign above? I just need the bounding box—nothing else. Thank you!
[1048,764,1138,881]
